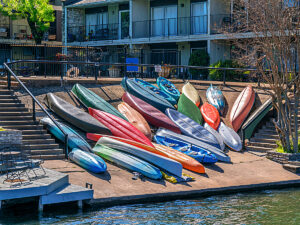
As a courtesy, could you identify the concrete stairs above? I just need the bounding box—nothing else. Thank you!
[246,99,300,154]
[0,88,65,160]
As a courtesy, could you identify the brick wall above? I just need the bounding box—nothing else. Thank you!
[0,130,22,152]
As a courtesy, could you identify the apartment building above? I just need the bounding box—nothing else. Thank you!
[63,0,233,66]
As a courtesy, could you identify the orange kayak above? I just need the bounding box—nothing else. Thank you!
[230,85,255,131]
[86,133,205,174]
[117,102,152,140]
[200,102,220,130]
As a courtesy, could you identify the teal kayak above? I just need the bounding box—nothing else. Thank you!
[134,78,177,105]
[157,77,180,101]
[93,143,162,180]
[71,83,128,121]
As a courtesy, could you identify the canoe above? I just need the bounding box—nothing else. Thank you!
[157,77,180,101]
[71,83,128,121]
[44,93,111,134]
[89,108,154,147]
[182,82,201,107]
[154,135,218,164]
[204,123,225,151]
[40,117,92,152]
[122,92,181,133]
[69,148,107,173]
[200,102,221,130]
[97,137,183,177]
[134,78,177,105]
[230,85,255,131]
[156,128,231,162]
[87,134,204,174]
[218,122,242,151]
[93,144,162,180]
[117,102,152,140]
[206,84,225,115]
[242,98,273,140]
[177,93,203,125]
[121,77,175,112]
[166,108,220,149]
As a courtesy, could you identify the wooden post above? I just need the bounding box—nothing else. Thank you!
[38,197,43,212]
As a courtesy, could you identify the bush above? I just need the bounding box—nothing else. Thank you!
[276,137,300,154]
[188,50,210,79]
[208,60,248,81]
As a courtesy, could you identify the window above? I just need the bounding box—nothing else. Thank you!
[86,12,108,36]
[191,2,208,34]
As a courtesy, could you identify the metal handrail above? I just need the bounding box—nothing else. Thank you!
[3,62,69,159]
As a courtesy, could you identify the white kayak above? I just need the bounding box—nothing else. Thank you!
[204,123,225,151]
[218,122,242,151]
[97,137,183,177]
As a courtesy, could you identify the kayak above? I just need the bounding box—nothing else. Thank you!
[89,108,154,147]
[166,108,220,149]
[157,77,180,101]
[177,93,203,125]
[69,148,107,173]
[134,78,177,105]
[122,92,181,133]
[97,137,183,177]
[40,117,92,152]
[230,85,255,131]
[93,144,162,180]
[44,93,111,134]
[154,135,218,164]
[121,77,175,112]
[182,82,201,107]
[87,134,205,174]
[156,128,231,162]
[71,83,128,121]
[200,102,221,130]
[218,122,242,151]
[204,123,225,151]
[206,84,225,115]
[117,102,152,140]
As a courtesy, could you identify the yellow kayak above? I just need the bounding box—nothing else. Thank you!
[182,82,201,107]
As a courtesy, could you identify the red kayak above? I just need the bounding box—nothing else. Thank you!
[122,92,181,133]
[88,108,154,147]
[230,85,255,132]
[200,102,220,130]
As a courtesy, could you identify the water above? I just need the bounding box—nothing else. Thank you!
[1,188,300,225]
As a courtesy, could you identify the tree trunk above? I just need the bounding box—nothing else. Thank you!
[293,94,299,153]
[27,18,44,44]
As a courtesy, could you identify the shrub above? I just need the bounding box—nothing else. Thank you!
[188,50,210,79]
[276,137,300,154]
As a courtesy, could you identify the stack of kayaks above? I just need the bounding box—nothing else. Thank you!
[200,102,221,130]
[218,122,242,151]
[157,77,180,101]
[134,78,177,105]
[121,77,175,112]
[182,82,201,107]
[206,84,225,115]
[44,93,111,134]
[177,93,203,125]
[203,123,225,151]
[71,83,128,121]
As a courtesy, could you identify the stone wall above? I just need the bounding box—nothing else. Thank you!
[266,151,300,164]
[0,129,22,152]
[66,8,85,41]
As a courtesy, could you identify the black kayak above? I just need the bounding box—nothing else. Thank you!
[44,93,111,134]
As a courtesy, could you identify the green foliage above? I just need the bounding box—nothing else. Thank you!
[276,138,300,154]
[208,60,247,81]
[0,0,55,44]
[188,50,210,79]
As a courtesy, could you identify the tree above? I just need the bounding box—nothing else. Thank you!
[0,0,55,44]
[188,50,210,79]
[222,0,299,152]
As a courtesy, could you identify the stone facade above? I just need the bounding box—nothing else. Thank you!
[66,8,85,42]
[0,129,22,152]
[266,151,300,164]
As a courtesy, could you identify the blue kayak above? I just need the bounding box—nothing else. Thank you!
[156,128,231,163]
[121,77,175,113]
[134,78,177,105]
[157,77,180,101]
[154,135,218,163]
[206,84,225,115]
[165,108,221,149]
[40,117,92,152]
[69,148,107,173]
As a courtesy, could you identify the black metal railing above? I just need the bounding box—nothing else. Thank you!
[3,61,69,159]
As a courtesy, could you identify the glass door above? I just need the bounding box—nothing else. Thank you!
[191,2,208,34]
[151,7,164,36]
[165,6,177,36]
[119,10,130,39]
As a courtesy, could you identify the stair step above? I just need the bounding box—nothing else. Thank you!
[21,130,47,135]
[247,141,277,148]
[29,149,64,155]
[258,128,278,134]
[2,125,44,130]
[0,103,25,107]
[251,138,278,143]
[23,139,56,144]
[0,99,21,103]
[0,115,33,121]
[0,90,13,94]
[0,111,31,116]
[23,143,60,150]
[0,120,38,126]
[0,107,28,112]
[22,134,52,139]
[30,154,65,160]
[246,145,274,152]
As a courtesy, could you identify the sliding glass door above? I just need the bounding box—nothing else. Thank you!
[191,2,208,34]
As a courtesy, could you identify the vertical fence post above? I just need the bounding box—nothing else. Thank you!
[32,98,36,121]
[6,69,11,90]
[223,70,226,85]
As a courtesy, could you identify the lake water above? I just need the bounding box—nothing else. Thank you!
[1,188,299,225]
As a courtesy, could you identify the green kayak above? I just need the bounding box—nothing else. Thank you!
[71,84,128,121]
[177,93,203,125]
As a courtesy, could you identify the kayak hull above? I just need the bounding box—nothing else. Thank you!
[218,122,242,151]
[157,77,180,101]
[200,102,221,130]
[182,82,201,107]
[206,85,225,115]
[204,123,225,151]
